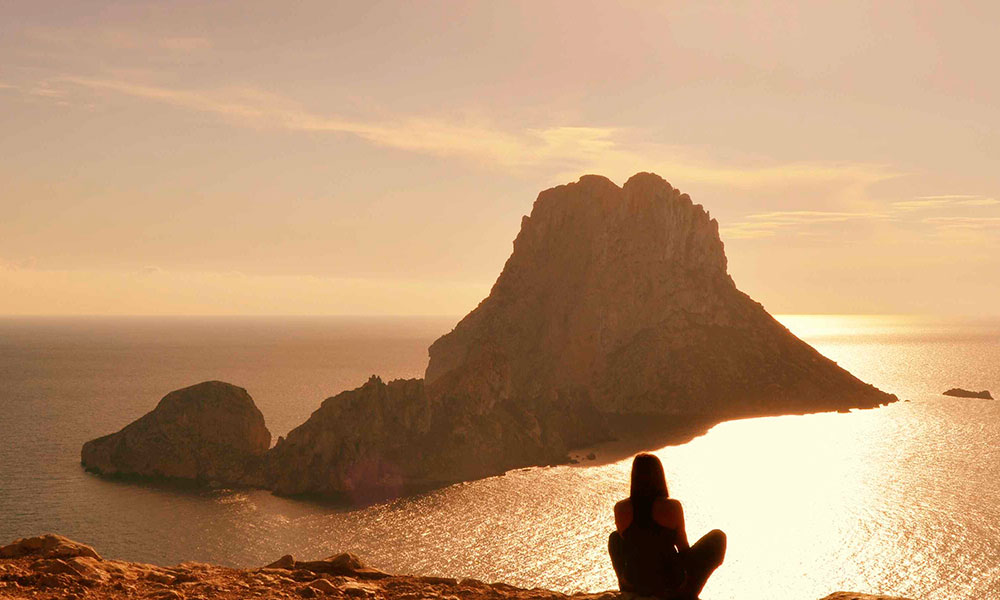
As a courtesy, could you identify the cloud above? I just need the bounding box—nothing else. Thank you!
[25,26,210,54]
[49,75,898,187]
[721,211,887,239]
[922,216,1000,230]
[726,193,1000,241]
[893,195,999,211]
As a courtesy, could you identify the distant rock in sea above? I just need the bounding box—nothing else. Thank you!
[0,533,912,600]
[81,173,898,498]
[942,388,993,399]
[81,381,271,485]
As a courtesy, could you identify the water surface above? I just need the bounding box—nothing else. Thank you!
[1,315,998,599]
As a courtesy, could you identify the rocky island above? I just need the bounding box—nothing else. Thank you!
[81,381,271,485]
[0,534,913,600]
[82,173,898,499]
[942,388,993,399]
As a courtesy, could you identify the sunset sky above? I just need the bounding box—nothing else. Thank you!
[2,1,998,316]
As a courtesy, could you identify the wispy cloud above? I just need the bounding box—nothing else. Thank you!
[25,27,211,54]
[56,75,621,170]
[893,195,999,211]
[922,216,1000,229]
[746,211,888,224]
[720,211,887,239]
[46,75,897,187]
[726,191,1000,240]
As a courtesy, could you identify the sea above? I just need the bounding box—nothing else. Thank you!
[1,314,998,600]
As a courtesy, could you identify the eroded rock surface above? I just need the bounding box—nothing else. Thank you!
[81,381,271,485]
[0,534,911,600]
[264,375,606,502]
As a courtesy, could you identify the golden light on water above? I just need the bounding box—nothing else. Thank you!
[328,315,998,600]
[3,316,998,599]
[775,314,923,339]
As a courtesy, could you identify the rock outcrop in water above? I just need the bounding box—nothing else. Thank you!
[942,388,993,399]
[265,373,608,501]
[81,381,271,485]
[0,533,913,600]
[81,173,897,498]
[426,173,894,417]
[263,173,895,498]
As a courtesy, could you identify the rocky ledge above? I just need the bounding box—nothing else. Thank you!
[0,534,911,600]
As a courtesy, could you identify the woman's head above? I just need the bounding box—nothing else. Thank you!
[630,453,668,499]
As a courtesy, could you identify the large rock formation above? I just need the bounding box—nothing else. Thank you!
[81,381,271,484]
[81,173,897,498]
[427,173,894,417]
[264,173,895,498]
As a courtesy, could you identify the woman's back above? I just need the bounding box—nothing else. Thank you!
[608,454,725,599]
[614,497,685,595]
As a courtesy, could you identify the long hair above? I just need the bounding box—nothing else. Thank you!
[629,452,669,500]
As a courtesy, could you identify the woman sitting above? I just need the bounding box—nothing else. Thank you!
[608,453,726,599]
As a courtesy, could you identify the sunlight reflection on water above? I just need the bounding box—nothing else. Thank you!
[2,315,999,599]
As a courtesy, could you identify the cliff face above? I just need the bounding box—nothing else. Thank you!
[81,381,271,484]
[427,173,894,417]
[265,375,606,501]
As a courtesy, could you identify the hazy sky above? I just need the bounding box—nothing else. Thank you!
[2,1,998,316]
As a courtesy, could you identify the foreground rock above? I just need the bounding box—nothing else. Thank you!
[81,381,271,485]
[942,388,993,399]
[0,534,911,600]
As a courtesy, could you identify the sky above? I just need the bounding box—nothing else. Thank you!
[1,1,998,316]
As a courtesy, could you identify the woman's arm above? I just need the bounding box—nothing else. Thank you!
[614,499,633,534]
[654,498,690,552]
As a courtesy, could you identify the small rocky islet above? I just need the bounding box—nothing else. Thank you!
[942,388,993,399]
[0,534,912,600]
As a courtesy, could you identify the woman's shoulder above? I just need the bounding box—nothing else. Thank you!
[653,496,683,513]
[652,497,683,526]
[613,498,633,532]
[655,496,682,508]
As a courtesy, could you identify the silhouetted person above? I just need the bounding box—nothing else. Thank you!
[608,453,726,599]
